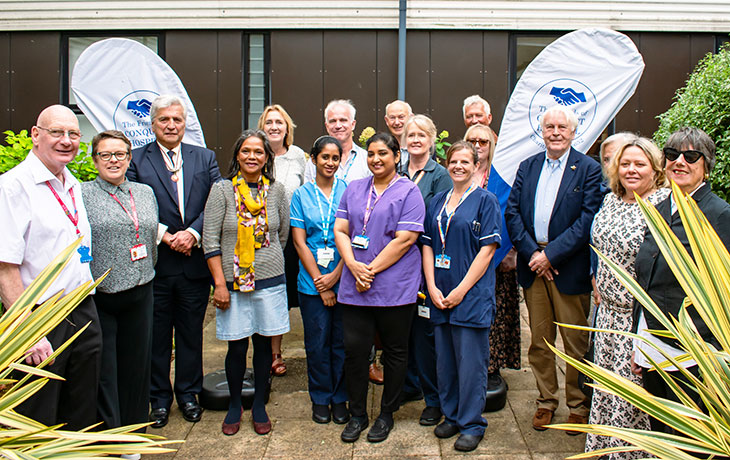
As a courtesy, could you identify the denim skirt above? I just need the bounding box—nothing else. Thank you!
[216,283,291,341]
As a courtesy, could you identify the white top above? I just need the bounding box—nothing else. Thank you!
[157,141,200,242]
[274,144,307,200]
[0,151,94,302]
[533,150,569,243]
[304,143,372,185]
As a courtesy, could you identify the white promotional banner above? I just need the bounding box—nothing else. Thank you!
[487,27,644,264]
[71,38,206,149]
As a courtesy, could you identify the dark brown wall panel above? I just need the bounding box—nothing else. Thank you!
[216,30,243,170]
[404,31,430,116]
[430,30,483,139]
[271,31,323,151]
[165,31,218,152]
[376,31,398,133]
[323,30,377,143]
[483,31,510,134]
[0,33,10,131]
[614,32,642,134]
[10,32,60,133]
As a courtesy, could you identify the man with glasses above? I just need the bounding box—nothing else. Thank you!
[0,104,102,429]
[127,94,221,428]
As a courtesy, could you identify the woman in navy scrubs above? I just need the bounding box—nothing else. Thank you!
[421,141,501,452]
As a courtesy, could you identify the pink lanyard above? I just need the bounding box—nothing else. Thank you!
[46,181,80,236]
[362,175,400,235]
[108,190,140,242]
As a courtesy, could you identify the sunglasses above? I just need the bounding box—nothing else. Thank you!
[467,138,491,148]
[663,147,704,164]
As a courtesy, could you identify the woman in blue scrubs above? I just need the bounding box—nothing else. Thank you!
[290,136,349,426]
[421,140,501,452]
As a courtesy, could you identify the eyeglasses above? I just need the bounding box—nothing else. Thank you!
[467,138,491,148]
[95,151,130,161]
[663,147,704,164]
[36,126,82,141]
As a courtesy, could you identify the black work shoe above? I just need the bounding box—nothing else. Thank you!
[419,406,442,426]
[331,402,350,424]
[149,407,169,428]
[366,417,393,443]
[341,416,368,443]
[454,433,483,452]
[180,401,203,423]
[434,421,459,439]
[312,404,331,424]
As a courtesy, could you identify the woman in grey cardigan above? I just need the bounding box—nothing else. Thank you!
[203,130,290,436]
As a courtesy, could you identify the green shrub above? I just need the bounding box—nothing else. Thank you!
[0,130,97,182]
[654,43,730,201]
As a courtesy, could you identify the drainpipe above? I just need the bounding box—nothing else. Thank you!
[397,0,407,100]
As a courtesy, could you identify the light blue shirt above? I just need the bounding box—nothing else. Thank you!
[533,150,569,243]
[290,178,347,295]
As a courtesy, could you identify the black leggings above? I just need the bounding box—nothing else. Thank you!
[225,334,271,422]
[342,303,415,418]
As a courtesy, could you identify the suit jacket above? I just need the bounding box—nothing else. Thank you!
[505,147,602,295]
[634,183,730,347]
[127,141,222,279]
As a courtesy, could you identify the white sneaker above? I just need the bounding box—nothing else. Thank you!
[120,454,141,460]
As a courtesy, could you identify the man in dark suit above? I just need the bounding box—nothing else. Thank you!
[127,95,221,428]
[505,105,602,433]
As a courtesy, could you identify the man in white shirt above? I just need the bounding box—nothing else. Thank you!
[0,104,102,430]
[304,99,371,184]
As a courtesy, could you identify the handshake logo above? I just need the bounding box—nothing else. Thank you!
[549,87,586,106]
[127,99,152,119]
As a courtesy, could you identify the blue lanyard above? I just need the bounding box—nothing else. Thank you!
[313,179,341,245]
[338,149,357,182]
[437,184,475,255]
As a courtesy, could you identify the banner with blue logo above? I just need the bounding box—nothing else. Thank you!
[488,27,644,264]
[71,38,206,149]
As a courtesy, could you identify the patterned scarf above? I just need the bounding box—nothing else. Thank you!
[232,173,270,291]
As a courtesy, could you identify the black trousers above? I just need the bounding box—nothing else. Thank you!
[94,282,153,429]
[342,303,415,418]
[150,275,209,409]
[16,296,102,430]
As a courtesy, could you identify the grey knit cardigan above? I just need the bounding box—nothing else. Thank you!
[202,179,289,284]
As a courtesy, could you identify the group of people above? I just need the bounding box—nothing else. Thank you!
[0,89,725,458]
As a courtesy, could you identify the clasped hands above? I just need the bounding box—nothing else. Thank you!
[529,250,558,281]
[165,230,196,256]
[314,271,339,307]
[427,285,465,310]
[349,261,375,293]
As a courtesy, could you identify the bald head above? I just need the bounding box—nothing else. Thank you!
[384,100,412,139]
[37,104,78,128]
[31,105,81,180]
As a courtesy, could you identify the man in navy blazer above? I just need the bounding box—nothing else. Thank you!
[127,95,221,428]
[505,105,602,433]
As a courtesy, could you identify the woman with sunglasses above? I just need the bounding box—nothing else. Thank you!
[81,130,160,452]
[633,127,730,435]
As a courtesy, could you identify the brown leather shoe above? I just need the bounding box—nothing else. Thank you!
[369,362,384,385]
[532,408,554,431]
[566,413,588,436]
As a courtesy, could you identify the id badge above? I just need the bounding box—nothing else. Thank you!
[317,247,334,268]
[435,254,451,269]
[352,234,370,249]
[418,304,431,319]
[78,245,93,263]
[130,244,148,261]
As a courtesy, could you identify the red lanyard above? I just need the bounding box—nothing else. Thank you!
[46,181,80,236]
[108,190,140,241]
[362,175,400,235]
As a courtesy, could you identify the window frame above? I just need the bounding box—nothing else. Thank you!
[242,32,271,130]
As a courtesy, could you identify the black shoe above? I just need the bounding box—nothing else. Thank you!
[149,407,169,428]
[419,406,442,426]
[454,433,483,452]
[341,416,368,443]
[434,421,459,439]
[399,390,424,406]
[366,417,393,443]
[312,404,331,424]
[331,402,350,425]
[180,401,203,422]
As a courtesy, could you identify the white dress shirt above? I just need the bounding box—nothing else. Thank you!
[157,142,200,243]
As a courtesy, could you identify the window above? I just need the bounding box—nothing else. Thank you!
[717,34,730,52]
[62,34,163,141]
[244,33,270,129]
[509,34,559,91]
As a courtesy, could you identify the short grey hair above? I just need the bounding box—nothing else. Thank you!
[462,95,491,118]
[600,132,636,164]
[665,127,716,175]
[540,105,579,133]
[150,95,187,121]
[324,99,356,122]
[385,100,412,115]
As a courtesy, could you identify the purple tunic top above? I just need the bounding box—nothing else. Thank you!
[336,176,425,307]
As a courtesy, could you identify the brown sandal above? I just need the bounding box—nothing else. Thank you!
[271,353,287,376]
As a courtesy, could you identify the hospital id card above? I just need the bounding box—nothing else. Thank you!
[435,254,451,269]
[317,247,334,268]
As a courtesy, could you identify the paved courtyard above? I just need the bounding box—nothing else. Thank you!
[146,301,586,460]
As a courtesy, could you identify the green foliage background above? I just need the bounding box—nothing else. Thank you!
[654,42,730,201]
[0,130,97,182]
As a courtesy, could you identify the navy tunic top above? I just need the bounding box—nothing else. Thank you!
[421,187,502,328]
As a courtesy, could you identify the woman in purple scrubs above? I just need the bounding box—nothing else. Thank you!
[333,132,426,444]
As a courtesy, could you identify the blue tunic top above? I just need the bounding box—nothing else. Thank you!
[421,187,502,328]
[290,178,347,295]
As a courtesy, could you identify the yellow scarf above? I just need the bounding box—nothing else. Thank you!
[232,173,270,291]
